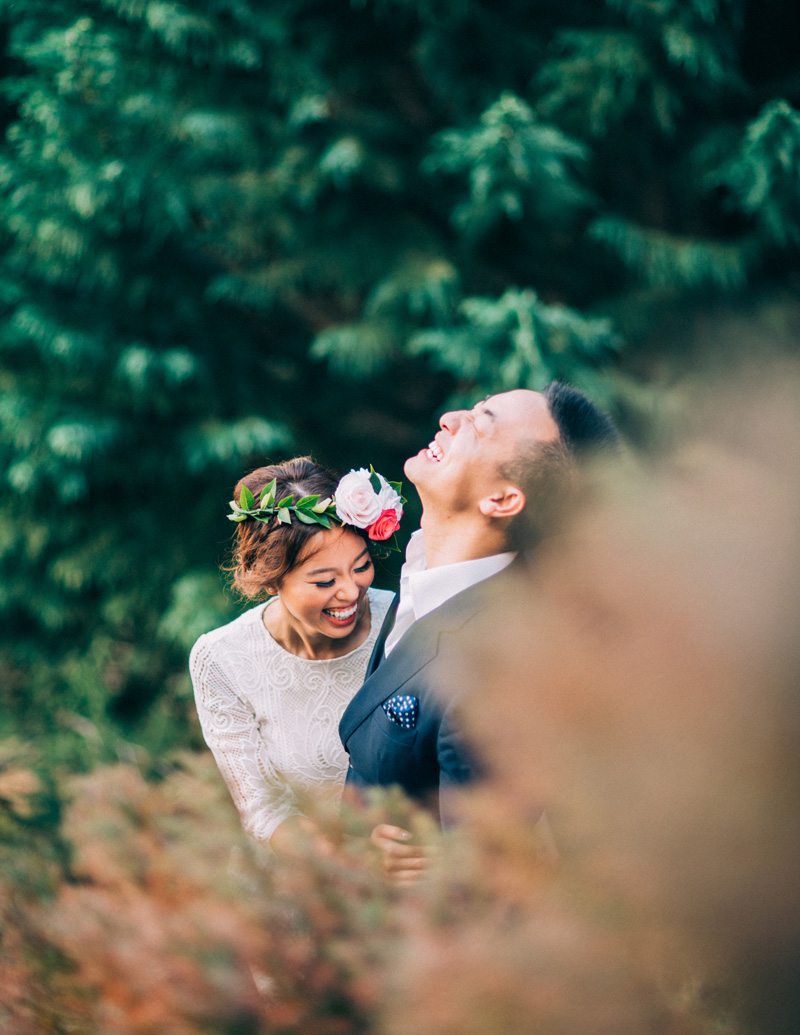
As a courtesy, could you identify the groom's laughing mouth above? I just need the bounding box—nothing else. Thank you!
[425,437,444,463]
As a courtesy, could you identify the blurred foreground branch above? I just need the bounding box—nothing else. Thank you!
[2,364,800,1033]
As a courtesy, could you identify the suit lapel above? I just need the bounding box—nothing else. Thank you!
[341,556,530,745]
[365,592,399,679]
[339,615,442,741]
[340,568,509,743]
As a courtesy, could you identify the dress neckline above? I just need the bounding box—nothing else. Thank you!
[257,590,381,664]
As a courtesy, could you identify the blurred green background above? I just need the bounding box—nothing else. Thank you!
[0,0,798,769]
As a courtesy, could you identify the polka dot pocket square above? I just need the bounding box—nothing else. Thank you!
[382,693,419,730]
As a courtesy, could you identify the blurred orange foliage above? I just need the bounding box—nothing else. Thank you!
[2,366,799,1034]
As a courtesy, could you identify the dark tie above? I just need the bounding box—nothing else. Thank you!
[366,594,399,678]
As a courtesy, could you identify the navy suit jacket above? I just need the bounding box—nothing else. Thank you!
[339,560,523,824]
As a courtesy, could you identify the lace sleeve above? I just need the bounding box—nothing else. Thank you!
[189,634,300,843]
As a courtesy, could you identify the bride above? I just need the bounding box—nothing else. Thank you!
[189,456,401,855]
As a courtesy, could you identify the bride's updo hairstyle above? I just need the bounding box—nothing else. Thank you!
[230,456,349,598]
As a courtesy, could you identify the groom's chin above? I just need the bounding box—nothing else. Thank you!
[403,450,424,483]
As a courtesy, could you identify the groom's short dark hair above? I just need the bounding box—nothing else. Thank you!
[544,381,620,457]
[501,381,619,550]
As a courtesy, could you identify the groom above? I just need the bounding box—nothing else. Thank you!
[339,383,618,871]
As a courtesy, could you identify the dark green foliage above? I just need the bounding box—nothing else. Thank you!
[0,0,797,759]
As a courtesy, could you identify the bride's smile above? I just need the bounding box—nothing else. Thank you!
[263,527,375,659]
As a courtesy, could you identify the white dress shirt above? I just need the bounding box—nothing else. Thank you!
[383,529,516,655]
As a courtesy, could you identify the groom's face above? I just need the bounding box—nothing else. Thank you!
[405,389,559,513]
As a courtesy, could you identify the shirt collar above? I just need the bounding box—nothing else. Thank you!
[403,529,516,621]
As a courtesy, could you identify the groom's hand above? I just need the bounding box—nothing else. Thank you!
[369,823,428,884]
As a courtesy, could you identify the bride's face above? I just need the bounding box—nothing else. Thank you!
[275,528,375,643]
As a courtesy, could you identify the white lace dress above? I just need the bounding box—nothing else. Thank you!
[189,587,393,843]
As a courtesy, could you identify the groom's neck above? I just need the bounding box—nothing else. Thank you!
[419,512,509,569]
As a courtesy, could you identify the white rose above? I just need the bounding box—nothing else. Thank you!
[373,479,404,522]
[334,469,384,528]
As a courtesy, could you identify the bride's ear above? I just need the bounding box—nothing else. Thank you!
[478,485,526,520]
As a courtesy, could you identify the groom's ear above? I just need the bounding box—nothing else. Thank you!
[478,484,526,520]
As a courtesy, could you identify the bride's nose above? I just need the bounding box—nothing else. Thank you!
[335,576,359,600]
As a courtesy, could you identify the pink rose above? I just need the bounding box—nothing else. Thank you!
[367,508,401,541]
[334,469,383,527]
[335,469,404,530]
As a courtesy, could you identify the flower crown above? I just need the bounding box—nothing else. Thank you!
[227,466,405,551]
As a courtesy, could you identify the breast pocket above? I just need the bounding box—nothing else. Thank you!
[376,717,419,782]
[378,717,419,747]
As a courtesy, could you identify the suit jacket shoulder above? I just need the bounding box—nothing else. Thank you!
[338,558,528,808]
[339,567,502,743]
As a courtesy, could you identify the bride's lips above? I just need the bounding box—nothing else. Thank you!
[322,602,359,628]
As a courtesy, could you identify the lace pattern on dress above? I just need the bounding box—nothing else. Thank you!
[190,587,393,843]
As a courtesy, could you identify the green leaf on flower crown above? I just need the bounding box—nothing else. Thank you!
[259,478,277,505]
[312,497,333,513]
[370,532,402,558]
[227,512,247,522]
[294,510,317,524]
[277,508,292,524]
[315,514,333,529]
[369,470,382,494]
[295,494,319,507]
[239,485,256,510]
[276,495,294,508]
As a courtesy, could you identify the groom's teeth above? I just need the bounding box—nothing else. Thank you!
[426,441,443,462]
